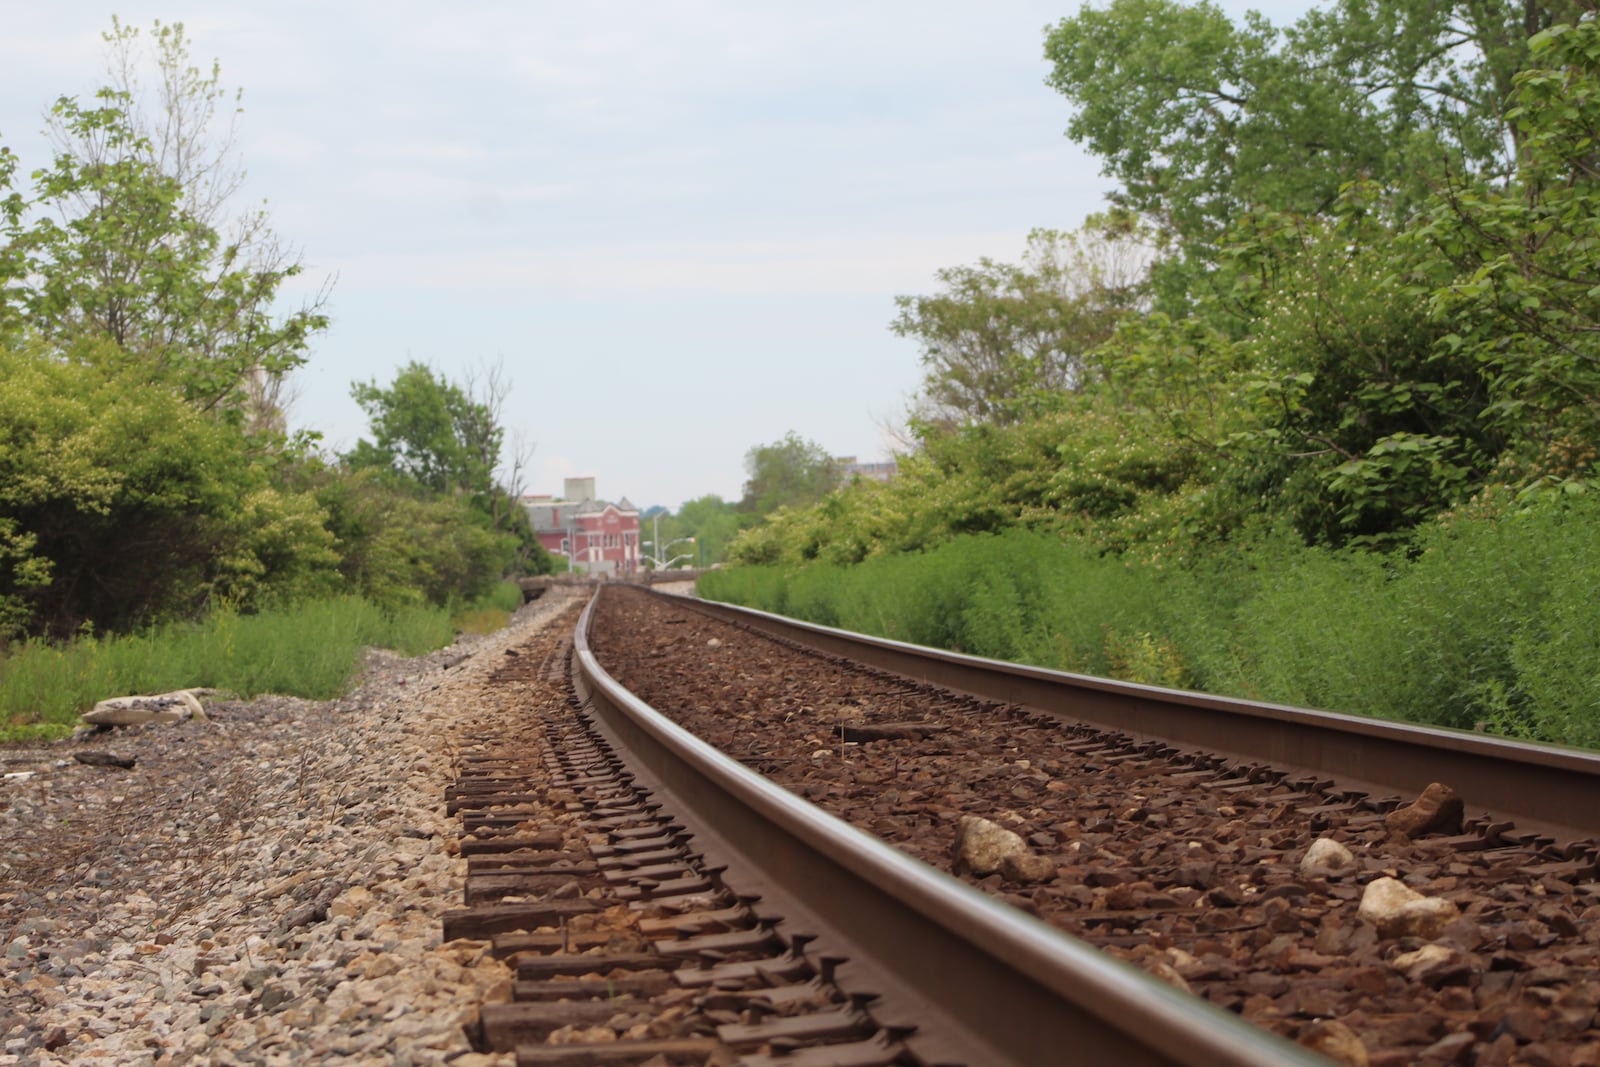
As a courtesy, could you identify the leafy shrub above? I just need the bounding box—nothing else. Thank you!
[304,465,518,610]
[1103,627,1189,689]
[0,339,340,641]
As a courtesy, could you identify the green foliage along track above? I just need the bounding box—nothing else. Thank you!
[702,494,1600,751]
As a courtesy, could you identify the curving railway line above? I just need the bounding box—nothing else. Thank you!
[444,584,1600,1067]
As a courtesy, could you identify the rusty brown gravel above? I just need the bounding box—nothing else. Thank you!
[587,586,1600,1067]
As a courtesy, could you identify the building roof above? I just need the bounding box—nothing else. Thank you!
[523,493,640,533]
[569,497,639,517]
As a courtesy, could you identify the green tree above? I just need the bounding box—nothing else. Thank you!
[893,224,1152,425]
[676,495,745,565]
[1205,202,1499,545]
[740,433,839,516]
[0,19,327,422]
[1418,18,1600,474]
[1042,0,1577,252]
[347,362,499,498]
[0,21,342,641]
[344,360,547,593]
[647,496,746,567]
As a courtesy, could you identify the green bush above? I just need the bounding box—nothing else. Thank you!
[0,339,340,641]
[304,465,519,610]
[1397,494,1600,739]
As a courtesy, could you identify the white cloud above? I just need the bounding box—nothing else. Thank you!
[356,140,493,164]
[249,130,323,163]
[340,166,575,205]
[331,230,1035,298]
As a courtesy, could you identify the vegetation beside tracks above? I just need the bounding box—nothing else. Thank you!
[703,481,1600,751]
[706,5,1600,751]
[0,581,527,744]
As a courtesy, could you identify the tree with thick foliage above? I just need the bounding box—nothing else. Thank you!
[730,1,1600,570]
[739,432,839,517]
[0,20,327,423]
[643,495,746,568]
[344,360,552,592]
[1418,18,1600,473]
[0,19,548,645]
[892,223,1152,426]
[676,495,745,565]
[1203,205,1499,546]
[1042,0,1585,253]
[0,21,346,643]
[347,362,500,498]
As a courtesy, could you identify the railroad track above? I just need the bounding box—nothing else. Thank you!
[443,586,1600,1066]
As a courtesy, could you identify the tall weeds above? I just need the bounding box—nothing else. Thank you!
[1,594,469,742]
[698,496,1600,749]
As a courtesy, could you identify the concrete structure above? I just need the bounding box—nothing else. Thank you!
[835,456,899,483]
[522,478,641,576]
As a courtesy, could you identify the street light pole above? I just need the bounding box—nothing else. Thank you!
[640,534,695,571]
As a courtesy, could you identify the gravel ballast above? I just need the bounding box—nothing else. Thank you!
[1,588,587,1066]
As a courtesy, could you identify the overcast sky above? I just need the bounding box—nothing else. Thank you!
[1,1,1315,510]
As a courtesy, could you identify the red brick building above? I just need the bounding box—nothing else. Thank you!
[522,477,641,576]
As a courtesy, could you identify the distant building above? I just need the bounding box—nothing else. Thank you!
[835,456,899,483]
[522,477,641,576]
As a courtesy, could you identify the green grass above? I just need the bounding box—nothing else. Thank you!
[451,580,529,635]
[699,495,1600,750]
[0,593,477,743]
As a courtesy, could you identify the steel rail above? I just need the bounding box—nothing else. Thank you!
[574,589,1328,1067]
[677,593,1600,846]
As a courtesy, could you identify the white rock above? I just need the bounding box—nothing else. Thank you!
[1391,942,1475,986]
[952,814,1054,882]
[1358,876,1460,939]
[1392,943,1454,972]
[953,814,1026,876]
[1299,837,1356,878]
[1144,961,1191,993]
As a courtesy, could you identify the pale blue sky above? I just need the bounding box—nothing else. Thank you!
[1,1,1316,510]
